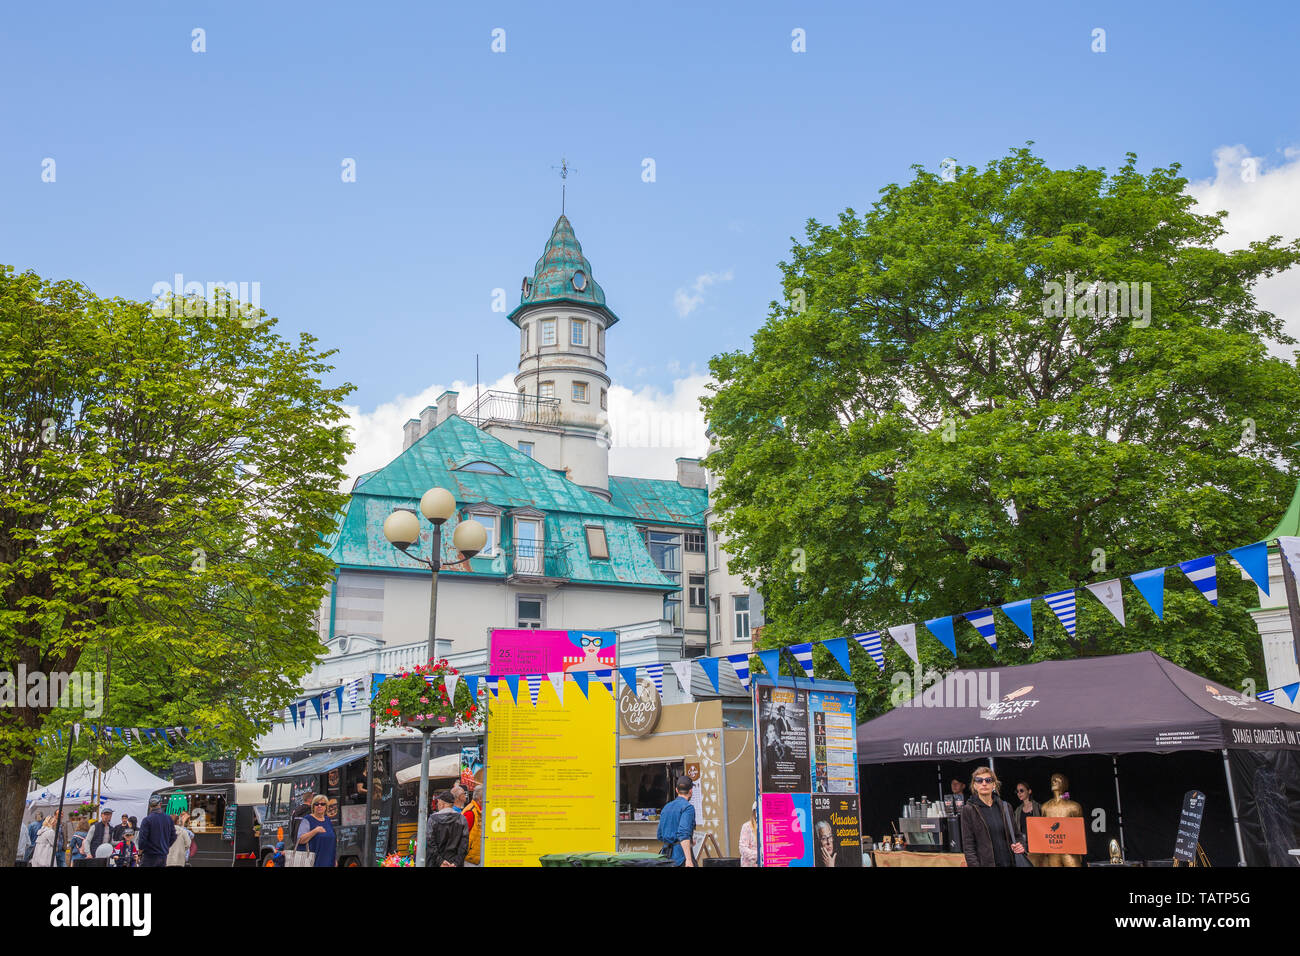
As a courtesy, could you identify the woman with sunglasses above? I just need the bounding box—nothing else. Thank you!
[296,796,338,867]
[959,766,1028,867]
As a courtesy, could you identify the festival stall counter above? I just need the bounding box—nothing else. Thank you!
[616,695,754,858]
[856,651,1300,866]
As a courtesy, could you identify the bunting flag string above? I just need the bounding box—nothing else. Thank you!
[619,666,640,693]
[963,611,997,651]
[570,670,590,699]
[725,654,751,690]
[1085,580,1125,627]
[444,674,460,704]
[789,643,815,679]
[888,624,919,665]
[502,675,520,704]
[594,669,615,697]
[485,675,499,698]
[465,675,481,700]
[698,657,721,693]
[1229,541,1270,596]
[1257,682,1300,706]
[852,632,885,671]
[822,637,852,677]
[924,616,956,657]
[1044,589,1077,637]
[756,648,782,679]
[645,664,664,695]
[670,660,693,693]
[524,674,541,707]
[1179,554,1218,606]
[1130,567,1166,620]
[547,671,565,706]
[334,686,344,715]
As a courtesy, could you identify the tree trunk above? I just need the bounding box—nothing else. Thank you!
[0,752,34,867]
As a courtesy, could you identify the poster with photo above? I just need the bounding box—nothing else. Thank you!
[809,691,859,794]
[761,792,813,867]
[812,794,863,867]
[758,685,811,792]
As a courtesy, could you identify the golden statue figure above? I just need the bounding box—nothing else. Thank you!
[1040,772,1084,867]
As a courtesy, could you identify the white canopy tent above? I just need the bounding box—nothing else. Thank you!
[24,755,171,825]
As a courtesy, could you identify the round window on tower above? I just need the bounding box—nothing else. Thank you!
[572,270,587,292]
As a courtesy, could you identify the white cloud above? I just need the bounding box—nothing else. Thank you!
[673,270,734,318]
[1187,145,1300,347]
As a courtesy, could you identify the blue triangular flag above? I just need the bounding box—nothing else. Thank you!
[724,654,751,690]
[924,616,957,656]
[1283,681,1300,704]
[465,674,480,700]
[335,687,345,713]
[1229,541,1270,597]
[1001,599,1035,644]
[595,669,615,697]
[851,631,884,671]
[370,673,387,699]
[311,696,323,721]
[619,666,640,693]
[1179,554,1218,606]
[789,642,814,679]
[757,649,782,678]
[1130,567,1166,620]
[503,674,520,703]
[571,671,590,698]
[963,610,996,650]
[698,657,721,693]
[822,637,852,676]
[1044,589,1077,637]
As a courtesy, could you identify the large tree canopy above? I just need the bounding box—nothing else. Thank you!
[703,148,1300,718]
[0,267,352,854]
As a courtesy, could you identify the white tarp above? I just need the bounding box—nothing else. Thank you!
[395,752,461,785]
[24,755,171,824]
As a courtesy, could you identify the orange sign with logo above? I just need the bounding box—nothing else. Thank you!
[1026,817,1087,854]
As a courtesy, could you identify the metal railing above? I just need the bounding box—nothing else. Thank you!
[503,541,571,579]
[463,389,562,427]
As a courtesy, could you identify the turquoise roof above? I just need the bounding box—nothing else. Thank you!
[324,415,674,589]
[608,475,707,529]
[507,215,620,327]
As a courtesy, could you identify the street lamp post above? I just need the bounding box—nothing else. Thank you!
[382,487,487,868]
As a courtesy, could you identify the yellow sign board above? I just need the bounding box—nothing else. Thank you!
[484,681,616,866]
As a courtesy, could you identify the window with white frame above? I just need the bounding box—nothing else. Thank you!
[541,319,557,346]
[468,510,497,556]
[539,381,555,399]
[572,381,589,403]
[684,532,705,554]
[597,326,604,354]
[733,594,750,641]
[517,594,544,629]
[585,525,609,559]
[570,318,586,346]
[711,596,721,645]
[689,573,706,608]
[518,441,534,458]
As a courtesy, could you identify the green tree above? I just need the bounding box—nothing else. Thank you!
[704,147,1300,720]
[0,268,352,858]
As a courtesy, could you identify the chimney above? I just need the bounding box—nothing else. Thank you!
[675,457,706,489]
[419,404,438,436]
[436,390,459,425]
[402,418,421,450]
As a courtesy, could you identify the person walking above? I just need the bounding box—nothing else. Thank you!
[656,776,697,867]
[739,802,759,867]
[24,811,45,864]
[88,809,114,857]
[426,790,469,867]
[138,797,176,867]
[166,812,194,866]
[296,795,337,867]
[288,790,314,849]
[465,784,484,866]
[959,766,1028,867]
[70,819,91,864]
[30,816,58,867]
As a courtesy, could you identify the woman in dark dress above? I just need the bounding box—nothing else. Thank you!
[959,766,1027,867]
[296,796,337,867]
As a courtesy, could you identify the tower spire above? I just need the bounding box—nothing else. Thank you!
[552,156,572,215]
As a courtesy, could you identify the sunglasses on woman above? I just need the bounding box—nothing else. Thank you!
[973,776,995,784]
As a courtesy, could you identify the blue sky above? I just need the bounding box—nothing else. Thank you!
[3,1,1298,476]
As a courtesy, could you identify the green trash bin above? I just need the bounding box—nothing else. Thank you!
[572,851,619,867]
[609,852,667,867]
[538,854,575,868]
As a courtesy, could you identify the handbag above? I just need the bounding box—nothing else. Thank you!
[285,848,316,867]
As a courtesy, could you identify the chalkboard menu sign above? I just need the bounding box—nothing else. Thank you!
[172,762,197,786]
[1173,790,1206,863]
[373,818,392,863]
[203,759,237,784]
[222,806,238,841]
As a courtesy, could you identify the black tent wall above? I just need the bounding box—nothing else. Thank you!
[1112,752,1236,865]
[1226,749,1300,866]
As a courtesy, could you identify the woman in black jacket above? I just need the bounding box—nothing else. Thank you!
[959,766,1028,867]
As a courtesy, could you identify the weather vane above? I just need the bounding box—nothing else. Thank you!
[551,157,575,214]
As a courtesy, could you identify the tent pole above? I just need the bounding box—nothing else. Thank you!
[1220,749,1248,867]
[1111,755,1127,858]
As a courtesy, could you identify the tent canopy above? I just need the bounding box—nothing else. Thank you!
[396,752,462,784]
[24,755,171,824]
[857,651,1300,763]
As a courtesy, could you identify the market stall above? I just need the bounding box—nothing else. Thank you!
[856,651,1300,866]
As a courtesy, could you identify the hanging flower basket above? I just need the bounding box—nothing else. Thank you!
[371,660,477,732]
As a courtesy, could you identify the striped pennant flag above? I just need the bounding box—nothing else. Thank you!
[698,657,721,693]
[570,671,590,699]
[789,642,815,679]
[1130,568,1166,620]
[347,679,360,709]
[822,637,852,676]
[963,610,997,650]
[1229,541,1270,596]
[645,664,664,695]
[1044,589,1077,636]
[1179,554,1218,606]
[852,632,885,671]
[1257,689,1276,705]
[524,674,541,707]
[296,700,308,725]
[548,671,565,706]
[725,654,751,690]
[594,669,615,697]
[485,675,500,698]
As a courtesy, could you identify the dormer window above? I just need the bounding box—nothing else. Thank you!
[456,461,509,475]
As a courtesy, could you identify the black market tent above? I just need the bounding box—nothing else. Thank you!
[856,652,1300,865]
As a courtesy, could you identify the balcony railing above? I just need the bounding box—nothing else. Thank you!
[502,542,571,581]
[463,389,562,427]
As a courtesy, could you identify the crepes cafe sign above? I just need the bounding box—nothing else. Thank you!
[618,678,662,737]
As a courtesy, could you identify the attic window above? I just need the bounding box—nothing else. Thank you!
[585,525,609,560]
[457,461,508,475]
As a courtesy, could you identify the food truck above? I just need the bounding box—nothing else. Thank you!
[150,760,267,867]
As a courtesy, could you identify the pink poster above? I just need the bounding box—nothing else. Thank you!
[489,629,617,676]
[760,792,813,867]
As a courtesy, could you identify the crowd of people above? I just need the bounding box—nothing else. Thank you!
[18,798,197,868]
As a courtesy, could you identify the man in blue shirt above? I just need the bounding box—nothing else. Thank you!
[656,777,696,867]
[137,797,176,867]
